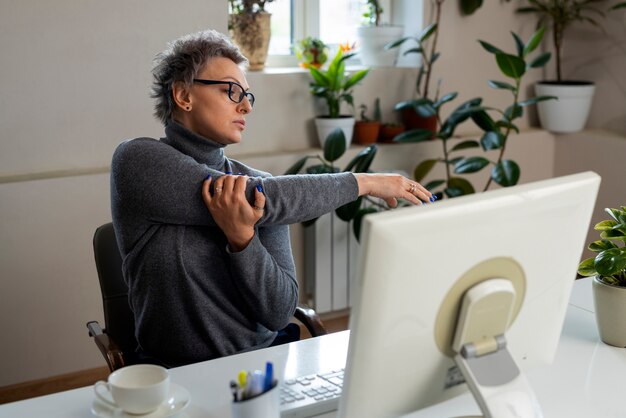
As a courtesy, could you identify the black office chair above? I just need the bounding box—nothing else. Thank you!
[87,222,327,372]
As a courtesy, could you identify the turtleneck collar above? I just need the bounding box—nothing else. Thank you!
[162,120,226,168]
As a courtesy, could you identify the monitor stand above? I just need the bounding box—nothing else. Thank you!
[451,278,544,418]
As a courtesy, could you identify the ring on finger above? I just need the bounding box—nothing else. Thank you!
[409,184,416,194]
[215,187,223,193]
[254,206,264,211]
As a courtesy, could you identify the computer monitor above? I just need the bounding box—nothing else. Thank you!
[338,172,600,418]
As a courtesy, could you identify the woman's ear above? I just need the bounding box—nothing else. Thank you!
[172,81,192,111]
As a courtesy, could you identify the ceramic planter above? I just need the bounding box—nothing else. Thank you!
[356,25,404,67]
[592,276,626,347]
[534,81,595,134]
[314,117,355,149]
[229,12,271,71]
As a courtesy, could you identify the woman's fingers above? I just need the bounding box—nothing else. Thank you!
[202,175,213,205]
[254,183,266,213]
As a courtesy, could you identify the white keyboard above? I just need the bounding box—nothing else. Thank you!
[279,369,344,418]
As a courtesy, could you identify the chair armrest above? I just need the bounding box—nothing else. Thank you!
[294,304,327,337]
[86,321,126,372]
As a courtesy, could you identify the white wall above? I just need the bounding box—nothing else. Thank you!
[0,0,624,387]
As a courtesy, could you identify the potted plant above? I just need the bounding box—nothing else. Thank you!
[378,122,405,143]
[356,0,404,67]
[395,27,553,199]
[295,37,329,69]
[307,47,370,148]
[578,206,626,347]
[354,99,382,145]
[513,0,626,133]
[385,0,445,134]
[228,0,274,71]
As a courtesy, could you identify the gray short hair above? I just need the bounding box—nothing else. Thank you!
[151,29,248,125]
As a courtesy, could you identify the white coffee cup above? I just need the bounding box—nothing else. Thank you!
[94,364,170,414]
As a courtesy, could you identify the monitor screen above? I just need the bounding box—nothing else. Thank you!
[338,172,600,418]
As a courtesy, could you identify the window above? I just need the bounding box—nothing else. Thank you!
[265,0,393,67]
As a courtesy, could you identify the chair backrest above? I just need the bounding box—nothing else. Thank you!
[93,223,138,358]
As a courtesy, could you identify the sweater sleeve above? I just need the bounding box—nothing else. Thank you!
[227,225,298,331]
[111,138,359,227]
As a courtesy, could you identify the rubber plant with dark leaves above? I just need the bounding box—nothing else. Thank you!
[399,27,554,199]
[284,128,379,241]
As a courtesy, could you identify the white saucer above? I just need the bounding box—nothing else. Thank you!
[91,383,190,418]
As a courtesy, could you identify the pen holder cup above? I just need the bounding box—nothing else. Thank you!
[231,380,279,418]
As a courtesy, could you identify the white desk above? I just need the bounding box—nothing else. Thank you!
[2,279,625,418]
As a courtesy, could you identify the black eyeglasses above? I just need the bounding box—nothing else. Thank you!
[192,79,255,107]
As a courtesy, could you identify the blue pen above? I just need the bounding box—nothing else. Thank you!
[264,361,273,391]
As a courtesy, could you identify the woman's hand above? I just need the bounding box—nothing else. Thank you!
[353,173,434,208]
[202,174,266,252]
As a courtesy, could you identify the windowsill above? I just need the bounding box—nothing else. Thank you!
[250,64,397,75]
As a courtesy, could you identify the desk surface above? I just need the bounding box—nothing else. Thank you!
[2,279,625,418]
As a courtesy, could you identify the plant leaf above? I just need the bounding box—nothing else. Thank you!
[471,110,497,131]
[385,37,413,50]
[353,207,379,242]
[394,129,434,143]
[504,103,523,121]
[336,197,362,222]
[403,47,424,56]
[425,179,446,190]
[496,53,526,79]
[577,257,597,277]
[451,140,480,151]
[414,159,439,182]
[491,160,520,187]
[511,31,525,57]
[434,92,458,109]
[323,128,346,162]
[528,51,551,68]
[480,131,504,150]
[589,240,618,252]
[306,164,335,174]
[460,0,484,16]
[344,145,378,172]
[284,156,309,175]
[454,156,490,174]
[495,120,520,134]
[343,69,370,90]
[518,95,557,107]
[595,220,618,231]
[488,80,516,91]
[595,248,626,277]
[478,40,504,55]
[418,23,437,43]
[448,177,475,196]
[523,26,545,56]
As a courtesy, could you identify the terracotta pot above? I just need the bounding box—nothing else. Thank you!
[400,109,437,138]
[378,124,405,143]
[353,121,381,145]
[229,12,271,71]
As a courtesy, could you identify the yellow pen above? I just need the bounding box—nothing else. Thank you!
[238,370,247,388]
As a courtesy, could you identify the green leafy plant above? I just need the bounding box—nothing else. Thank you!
[514,0,626,82]
[386,0,445,100]
[362,0,384,26]
[284,128,379,236]
[398,27,554,198]
[307,49,370,118]
[578,206,626,286]
[295,37,328,69]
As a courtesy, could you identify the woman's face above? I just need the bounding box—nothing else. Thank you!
[184,57,253,145]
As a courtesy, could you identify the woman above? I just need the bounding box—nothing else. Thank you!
[111,29,433,367]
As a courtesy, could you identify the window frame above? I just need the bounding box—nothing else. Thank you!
[265,0,393,68]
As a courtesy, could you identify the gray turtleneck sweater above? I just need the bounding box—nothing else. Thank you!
[110,121,358,367]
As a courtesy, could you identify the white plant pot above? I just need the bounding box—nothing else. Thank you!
[314,117,355,149]
[535,81,595,134]
[592,276,626,348]
[356,25,404,67]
